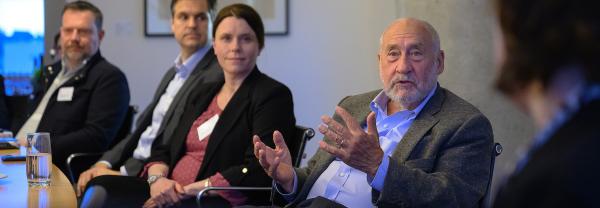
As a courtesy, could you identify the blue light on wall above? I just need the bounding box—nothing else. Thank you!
[0,0,45,96]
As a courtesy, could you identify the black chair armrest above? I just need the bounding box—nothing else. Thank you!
[293,125,315,167]
[65,152,104,184]
[479,142,503,208]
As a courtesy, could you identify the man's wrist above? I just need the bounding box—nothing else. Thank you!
[147,174,164,185]
[367,151,384,178]
[95,161,112,169]
[281,180,294,193]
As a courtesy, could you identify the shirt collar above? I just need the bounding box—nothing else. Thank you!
[370,84,438,120]
[61,57,89,77]
[173,43,211,77]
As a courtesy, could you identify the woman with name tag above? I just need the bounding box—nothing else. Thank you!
[80,4,296,207]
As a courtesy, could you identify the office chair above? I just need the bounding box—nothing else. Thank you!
[479,142,503,208]
[196,125,315,207]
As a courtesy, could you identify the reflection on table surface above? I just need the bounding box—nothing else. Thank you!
[0,148,77,208]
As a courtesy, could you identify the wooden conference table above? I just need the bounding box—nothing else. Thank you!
[0,148,77,208]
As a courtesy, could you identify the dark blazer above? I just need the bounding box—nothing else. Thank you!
[493,100,600,208]
[278,86,494,208]
[99,48,223,176]
[0,75,9,130]
[148,68,296,205]
[26,51,130,173]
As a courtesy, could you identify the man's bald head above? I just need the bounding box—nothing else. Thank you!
[380,18,441,54]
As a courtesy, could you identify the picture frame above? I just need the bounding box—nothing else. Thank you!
[217,0,289,35]
[144,0,289,37]
[144,0,172,36]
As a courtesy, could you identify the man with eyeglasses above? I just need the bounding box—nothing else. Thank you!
[76,0,222,199]
[15,1,130,175]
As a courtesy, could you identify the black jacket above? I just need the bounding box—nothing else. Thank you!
[26,51,130,173]
[148,68,296,205]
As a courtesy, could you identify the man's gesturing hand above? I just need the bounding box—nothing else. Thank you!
[319,107,384,178]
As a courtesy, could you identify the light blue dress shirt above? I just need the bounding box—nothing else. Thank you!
[277,86,437,208]
[97,45,210,174]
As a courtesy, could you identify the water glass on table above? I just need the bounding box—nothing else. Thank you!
[26,132,52,186]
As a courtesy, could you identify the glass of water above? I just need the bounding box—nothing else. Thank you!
[26,132,52,186]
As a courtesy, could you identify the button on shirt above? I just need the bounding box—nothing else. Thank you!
[279,86,437,208]
[123,46,210,175]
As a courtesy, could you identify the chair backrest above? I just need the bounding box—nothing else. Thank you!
[65,152,103,184]
[109,105,138,149]
[479,142,503,208]
[291,125,315,167]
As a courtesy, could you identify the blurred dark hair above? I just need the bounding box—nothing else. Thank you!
[495,0,600,95]
[213,3,264,49]
[62,1,103,30]
[171,0,216,16]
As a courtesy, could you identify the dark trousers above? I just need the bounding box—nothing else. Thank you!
[81,175,231,208]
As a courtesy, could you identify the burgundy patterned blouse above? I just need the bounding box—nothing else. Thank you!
[171,95,222,185]
[144,95,246,205]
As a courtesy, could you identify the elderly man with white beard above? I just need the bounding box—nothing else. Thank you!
[253,18,494,208]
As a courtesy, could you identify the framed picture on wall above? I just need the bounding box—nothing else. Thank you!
[217,0,289,35]
[144,0,289,37]
[144,0,172,36]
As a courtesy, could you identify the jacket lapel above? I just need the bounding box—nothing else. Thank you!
[294,91,379,202]
[169,81,223,164]
[121,68,177,156]
[392,87,444,162]
[198,68,261,174]
[60,51,104,87]
[139,68,176,127]
[157,51,217,138]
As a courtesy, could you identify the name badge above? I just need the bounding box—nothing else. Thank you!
[197,115,219,141]
[57,87,74,102]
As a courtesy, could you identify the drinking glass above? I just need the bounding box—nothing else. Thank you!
[26,132,52,186]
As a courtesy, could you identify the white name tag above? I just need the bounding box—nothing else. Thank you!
[197,115,219,141]
[57,87,74,102]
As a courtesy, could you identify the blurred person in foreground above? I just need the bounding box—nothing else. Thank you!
[493,0,600,207]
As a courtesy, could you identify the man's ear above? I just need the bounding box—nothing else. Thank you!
[436,50,445,74]
[98,30,105,42]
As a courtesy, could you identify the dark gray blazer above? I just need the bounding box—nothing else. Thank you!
[99,48,223,176]
[280,86,494,208]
